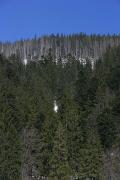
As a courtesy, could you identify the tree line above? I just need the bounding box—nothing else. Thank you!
[1,33,120,61]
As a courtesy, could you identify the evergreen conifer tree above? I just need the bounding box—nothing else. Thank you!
[49,121,72,180]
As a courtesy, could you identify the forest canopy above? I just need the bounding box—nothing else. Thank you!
[0,45,120,179]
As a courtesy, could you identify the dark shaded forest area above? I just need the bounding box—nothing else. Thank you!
[0,41,120,179]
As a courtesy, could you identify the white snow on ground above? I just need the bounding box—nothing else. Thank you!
[23,58,28,66]
[79,57,87,65]
[54,100,58,113]
[79,57,96,69]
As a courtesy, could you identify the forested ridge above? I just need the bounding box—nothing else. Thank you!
[1,43,120,180]
[1,34,120,62]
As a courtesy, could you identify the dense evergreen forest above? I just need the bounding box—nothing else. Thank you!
[1,40,120,179]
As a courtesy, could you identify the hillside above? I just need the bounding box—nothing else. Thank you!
[0,43,120,180]
[1,34,120,63]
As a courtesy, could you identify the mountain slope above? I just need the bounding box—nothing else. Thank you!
[1,34,120,63]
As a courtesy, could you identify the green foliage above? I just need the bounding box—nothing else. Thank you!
[78,130,103,179]
[49,121,72,180]
[0,102,21,180]
[0,45,120,179]
[97,108,116,149]
[36,103,57,176]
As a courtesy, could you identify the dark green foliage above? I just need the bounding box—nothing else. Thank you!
[0,97,21,180]
[36,103,58,177]
[97,108,116,149]
[49,121,72,180]
[0,44,120,179]
[78,130,103,179]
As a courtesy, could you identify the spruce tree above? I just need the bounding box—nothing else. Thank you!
[0,104,21,180]
[78,129,103,180]
[49,121,72,180]
[36,102,57,177]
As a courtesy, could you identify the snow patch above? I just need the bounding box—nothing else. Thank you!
[79,57,96,69]
[79,58,87,65]
[54,100,58,113]
[23,58,28,66]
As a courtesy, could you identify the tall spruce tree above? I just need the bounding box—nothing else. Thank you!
[49,121,72,180]
[78,129,103,180]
